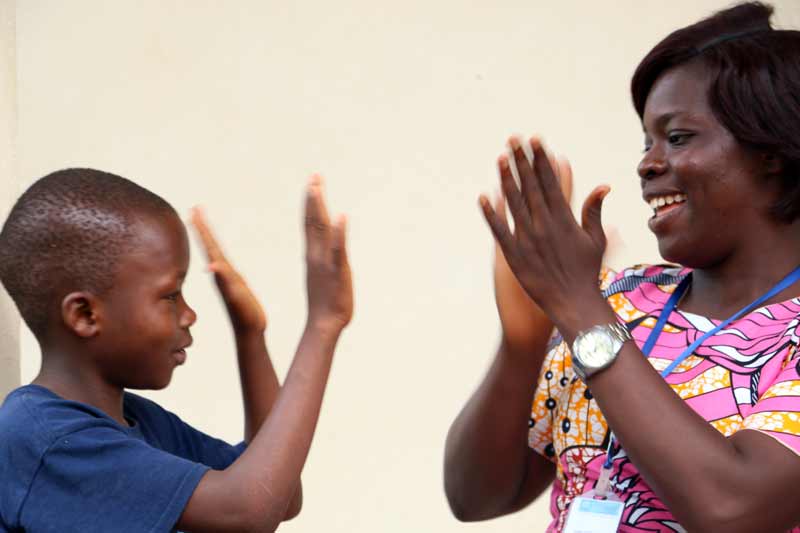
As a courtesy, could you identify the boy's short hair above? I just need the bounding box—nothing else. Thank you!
[0,168,176,339]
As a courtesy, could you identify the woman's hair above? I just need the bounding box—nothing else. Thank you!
[631,2,800,222]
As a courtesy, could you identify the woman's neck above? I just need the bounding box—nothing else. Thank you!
[680,222,800,319]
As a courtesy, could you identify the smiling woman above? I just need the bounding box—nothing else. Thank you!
[445,2,800,532]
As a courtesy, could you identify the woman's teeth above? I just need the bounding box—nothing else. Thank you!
[649,193,687,213]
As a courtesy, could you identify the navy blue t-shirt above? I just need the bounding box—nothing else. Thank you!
[0,385,246,532]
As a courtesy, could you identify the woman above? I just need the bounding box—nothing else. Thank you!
[445,3,800,532]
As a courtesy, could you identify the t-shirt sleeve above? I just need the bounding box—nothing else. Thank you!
[20,425,207,533]
[741,346,800,455]
[126,394,246,470]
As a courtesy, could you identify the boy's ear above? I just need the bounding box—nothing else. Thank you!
[61,292,101,338]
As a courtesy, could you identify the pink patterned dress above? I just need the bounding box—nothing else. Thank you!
[529,265,800,532]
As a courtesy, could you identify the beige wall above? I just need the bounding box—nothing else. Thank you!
[0,0,18,402]
[11,1,800,531]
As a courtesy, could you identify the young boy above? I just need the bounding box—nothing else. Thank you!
[0,168,353,532]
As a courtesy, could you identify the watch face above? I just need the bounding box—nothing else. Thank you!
[577,330,617,367]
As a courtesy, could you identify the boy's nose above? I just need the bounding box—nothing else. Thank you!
[180,302,197,328]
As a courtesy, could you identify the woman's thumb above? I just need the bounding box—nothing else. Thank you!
[581,185,610,248]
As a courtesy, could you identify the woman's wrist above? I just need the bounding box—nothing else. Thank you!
[551,295,617,346]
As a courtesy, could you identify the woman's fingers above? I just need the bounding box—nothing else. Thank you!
[480,194,518,271]
[556,157,574,204]
[581,185,611,251]
[509,136,548,222]
[498,154,533,234]
[530,137,569,213]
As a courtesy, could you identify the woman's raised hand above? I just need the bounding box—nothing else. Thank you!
[481,136,610,337]
[492,153,573,356]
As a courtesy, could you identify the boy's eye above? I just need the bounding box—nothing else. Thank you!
[165,292,180,302]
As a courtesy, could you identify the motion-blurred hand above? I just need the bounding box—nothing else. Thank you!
[493,154,573,356]
[304,175,354,332]
[190,207,268,335]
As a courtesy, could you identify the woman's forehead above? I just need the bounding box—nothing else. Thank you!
[643,63,713,126]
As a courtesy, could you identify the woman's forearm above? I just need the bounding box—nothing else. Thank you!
[444,339,554,520]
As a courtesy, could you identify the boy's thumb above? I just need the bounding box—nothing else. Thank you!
[581,185,610,249]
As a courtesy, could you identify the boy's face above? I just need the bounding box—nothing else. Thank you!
[93,211,196,390]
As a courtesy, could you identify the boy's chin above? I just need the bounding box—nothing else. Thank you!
[126,373,174,391]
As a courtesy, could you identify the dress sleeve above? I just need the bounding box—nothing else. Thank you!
[741,345,800,455]
[20,425,208,533]
[529,333,571,462]
[529,267,618,461]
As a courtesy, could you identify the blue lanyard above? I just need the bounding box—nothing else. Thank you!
[601,264,800,470]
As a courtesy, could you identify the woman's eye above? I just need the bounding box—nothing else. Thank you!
[668,132,692,145]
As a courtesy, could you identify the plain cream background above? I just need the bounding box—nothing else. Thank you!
[4,1,800,531]
[0,0,19,399]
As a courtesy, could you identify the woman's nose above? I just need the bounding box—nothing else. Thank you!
[638,147,668,180]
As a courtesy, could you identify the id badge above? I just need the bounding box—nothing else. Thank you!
[563,491,624,533]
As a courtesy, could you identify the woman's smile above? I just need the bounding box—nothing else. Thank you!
[646,192,688,232]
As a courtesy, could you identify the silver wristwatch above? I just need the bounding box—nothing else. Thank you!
[571,322,632,381]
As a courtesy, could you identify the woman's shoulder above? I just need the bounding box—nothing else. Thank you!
[602,263,689,296]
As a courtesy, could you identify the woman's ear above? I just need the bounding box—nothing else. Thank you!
[61,292,101,338]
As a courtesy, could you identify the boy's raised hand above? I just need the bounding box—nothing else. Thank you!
[304,174,353,331]
[190,207,267,334]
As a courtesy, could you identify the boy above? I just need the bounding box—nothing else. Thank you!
[0,168,353,532]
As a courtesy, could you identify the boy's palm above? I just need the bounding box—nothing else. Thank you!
[305,175,353,330]
[190,207,267,334]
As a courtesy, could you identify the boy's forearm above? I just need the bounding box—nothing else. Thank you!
[234,329,303,520]
[223,323,340,529]
[234,330,280,442]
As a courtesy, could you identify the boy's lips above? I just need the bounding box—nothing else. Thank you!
[173,337,192,366]
[173,348,188,365]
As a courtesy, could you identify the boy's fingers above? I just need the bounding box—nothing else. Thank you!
[190,206,225,263]
[304,175,332,258]
[331,215,349,268]
[308,174,331,224]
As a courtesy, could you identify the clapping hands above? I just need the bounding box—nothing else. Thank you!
[481,136,610,337]
[190,207,267,336]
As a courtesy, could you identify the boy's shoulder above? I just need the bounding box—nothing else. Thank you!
[0,385,115,448]
[0,385,177,444]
